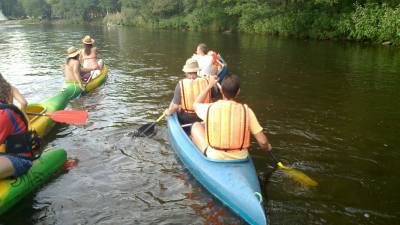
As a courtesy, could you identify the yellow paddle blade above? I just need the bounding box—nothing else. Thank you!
[277,162,318,187]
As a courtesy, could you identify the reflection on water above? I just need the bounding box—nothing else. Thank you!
[0,24,399,225]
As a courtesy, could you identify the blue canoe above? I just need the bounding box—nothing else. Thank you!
[167,113,267,225]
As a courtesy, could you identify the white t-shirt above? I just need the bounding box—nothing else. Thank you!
[193,54,213,77]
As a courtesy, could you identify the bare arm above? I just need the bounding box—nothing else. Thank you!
[217,59,224,67]
[93,48,99,69]
[93,47,98,58]
[164,84,181,116]
[79,49,83,62]
[249,108,272,151]
[12,86,27,111]
[164,102,180,116]
[254,131,272,151]
[193,75,218,111]
[72,61,84,90]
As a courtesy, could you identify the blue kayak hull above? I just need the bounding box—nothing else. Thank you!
[167,113,267,225]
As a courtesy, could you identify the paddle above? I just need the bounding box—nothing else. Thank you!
[27,110,88,125]
[268,151,318,187]
[132,114,165,137]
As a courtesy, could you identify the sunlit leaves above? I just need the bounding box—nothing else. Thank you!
[2,0,400,43]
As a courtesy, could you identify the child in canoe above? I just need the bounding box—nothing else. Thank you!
[0,73,40,179]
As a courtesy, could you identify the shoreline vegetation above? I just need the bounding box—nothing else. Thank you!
[1,1,400,46]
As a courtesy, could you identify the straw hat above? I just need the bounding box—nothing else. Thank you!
[67,46,80,58]
[82,35,95,45]
[182,58,199,73]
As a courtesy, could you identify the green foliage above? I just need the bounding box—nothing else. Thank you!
[350,3,385,41]
[380,5,400,43]
[348,3,400,43]
[150,0,180,18]
[99,0,120,15]
[157,16,187,29]
[19,0,50,18]
[1,0,25,18]
[2,0,400,44]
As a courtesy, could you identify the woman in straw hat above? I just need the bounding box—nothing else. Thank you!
[163,58,215,133]
[80,35,103,73]
[64,46,84,91]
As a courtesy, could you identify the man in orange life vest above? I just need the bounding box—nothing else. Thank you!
[191,74,272,160]
[164,58,213,132]
[0,73,40,179]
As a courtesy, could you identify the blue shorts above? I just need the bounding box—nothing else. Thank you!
[4,155,32,177]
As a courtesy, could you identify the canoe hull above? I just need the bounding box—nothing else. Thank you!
[84,65,109,93]
[0,148,67,215]
[167,113,267,225]
[28,65,109,137]
[0,65,108,215]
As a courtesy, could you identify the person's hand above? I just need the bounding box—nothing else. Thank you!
[163,108,171,116]
[266,143,272,151]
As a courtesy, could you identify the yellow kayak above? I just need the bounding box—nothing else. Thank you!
[84,65,109,93]
[27,64,109,137]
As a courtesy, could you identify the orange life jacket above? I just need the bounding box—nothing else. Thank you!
[179,77,211,113]
[0,103,41,160]
[205,100,250,151]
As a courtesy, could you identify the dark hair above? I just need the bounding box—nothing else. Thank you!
[84,44,92,55]
[221,74,240,99]
[197,43,208,54]
[0,73,12,102]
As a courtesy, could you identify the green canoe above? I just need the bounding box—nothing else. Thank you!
[0,65,108,215]
[27,65,109,137]
[0,148,67,215]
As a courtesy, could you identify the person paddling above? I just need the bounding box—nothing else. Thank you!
[0,73,41,179]
[191,74,272,160]
[79,35,103,82]
[64,47,85,91]
[163,58,214,133]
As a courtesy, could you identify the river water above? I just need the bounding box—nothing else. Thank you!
[0,24,399,225]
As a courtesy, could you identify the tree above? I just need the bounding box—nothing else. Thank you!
[99,0,120,15]
[150,0,180,18]
[19,0,50,18]
[0,0,25,18]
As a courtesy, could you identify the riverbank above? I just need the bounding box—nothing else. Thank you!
[102,3,400,46]
[2,2,399,46]
[0,18,103,25]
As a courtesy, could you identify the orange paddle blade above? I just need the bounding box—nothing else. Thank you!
[48,110,88,125]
